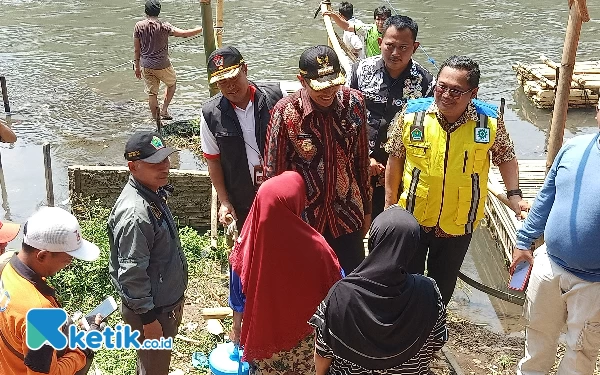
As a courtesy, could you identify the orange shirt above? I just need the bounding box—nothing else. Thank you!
[0,257,86,375]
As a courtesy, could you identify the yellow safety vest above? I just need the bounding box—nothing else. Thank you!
[398,106,497,235]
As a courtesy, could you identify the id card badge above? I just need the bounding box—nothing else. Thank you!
[253,165,265,189]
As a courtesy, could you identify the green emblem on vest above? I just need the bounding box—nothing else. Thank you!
[410,127,424,142]
[474,128,490,143]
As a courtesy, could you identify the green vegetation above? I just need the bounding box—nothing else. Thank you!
[49,197,231,374]
[161,118,205,158]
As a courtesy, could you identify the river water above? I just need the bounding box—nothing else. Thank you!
[2,0,600,332]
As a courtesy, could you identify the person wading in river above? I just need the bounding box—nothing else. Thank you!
[133,0,203,120]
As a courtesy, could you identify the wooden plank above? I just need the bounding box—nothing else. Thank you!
[486,160,546,260]
[201,307,233,319]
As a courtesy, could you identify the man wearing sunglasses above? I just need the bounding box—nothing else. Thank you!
[384,55,527,305]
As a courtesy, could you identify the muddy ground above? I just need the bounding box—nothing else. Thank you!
[430,314,524,375]
[431,314,600,375]
[169,270,598,375]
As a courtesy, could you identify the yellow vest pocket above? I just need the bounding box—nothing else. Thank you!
[455,186,472,225]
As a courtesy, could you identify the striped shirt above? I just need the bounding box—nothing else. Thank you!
[264,86,372,238]
[133,18,173,69]
[310,293,448,375]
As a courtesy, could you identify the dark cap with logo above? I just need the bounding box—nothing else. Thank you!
[299,45,346,91]
[124,131,177,163]
[207,46,245,84]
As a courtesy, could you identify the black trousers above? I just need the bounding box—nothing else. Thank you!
[406,227,473,305]
[323,229,365,275]
[371,184,385,220]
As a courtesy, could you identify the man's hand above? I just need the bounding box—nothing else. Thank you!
[369,158,385,177]
[143,320,163,340]
[510,247,534,275]
[135,65,142,80]
[218,201,237,225]
[322,10,340,20]
[88,314,104,332]
[508,195,530,220]
[361,214,372,238]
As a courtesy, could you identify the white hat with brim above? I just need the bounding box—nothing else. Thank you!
[23,207,101,262]
[209,66,242,84]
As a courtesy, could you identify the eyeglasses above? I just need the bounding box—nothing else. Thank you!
[434,83,475,99]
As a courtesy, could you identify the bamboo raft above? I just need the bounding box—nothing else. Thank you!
[485,160,546,260]
[513,55,600,109]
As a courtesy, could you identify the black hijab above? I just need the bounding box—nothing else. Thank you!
[311,206,440,370]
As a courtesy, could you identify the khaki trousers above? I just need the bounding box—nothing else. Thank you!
[121,301,184,375]
[518,248,600,375]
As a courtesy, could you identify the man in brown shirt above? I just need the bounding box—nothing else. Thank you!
[134,0,202,120]
[264,45,372,274]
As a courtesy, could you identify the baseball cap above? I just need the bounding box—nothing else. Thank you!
[124,131,177,164]
[23,207,100,262]
[299,45,346,91]
[0,220,19,243]
[207,46,245,84]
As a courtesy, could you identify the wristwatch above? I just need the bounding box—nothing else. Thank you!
[506,189,523,198]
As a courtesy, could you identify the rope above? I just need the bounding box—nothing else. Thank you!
[458,271,525,306]
[52,33,204,92]
[380,0,439,71]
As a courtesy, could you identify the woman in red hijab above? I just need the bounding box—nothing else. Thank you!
[229,171,343,374]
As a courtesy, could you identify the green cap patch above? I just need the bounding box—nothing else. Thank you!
[151,136,164,149]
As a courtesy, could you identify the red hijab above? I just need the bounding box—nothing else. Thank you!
[229,171,342,362]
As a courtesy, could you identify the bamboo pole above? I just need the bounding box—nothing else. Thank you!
[210,185,218,249]
[320,1,352,77]
[216,0,223,48]
[43,143,55,207]
[0,77,9,114]
[547,0,589,172]
[0,152,10,218]
[200,0,219,96]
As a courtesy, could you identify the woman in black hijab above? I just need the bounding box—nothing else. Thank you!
[309,206,448,374]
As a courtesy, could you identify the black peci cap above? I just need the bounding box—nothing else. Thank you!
[124,131,177,164]
[299,45,346,91]
[207,46,245,84]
